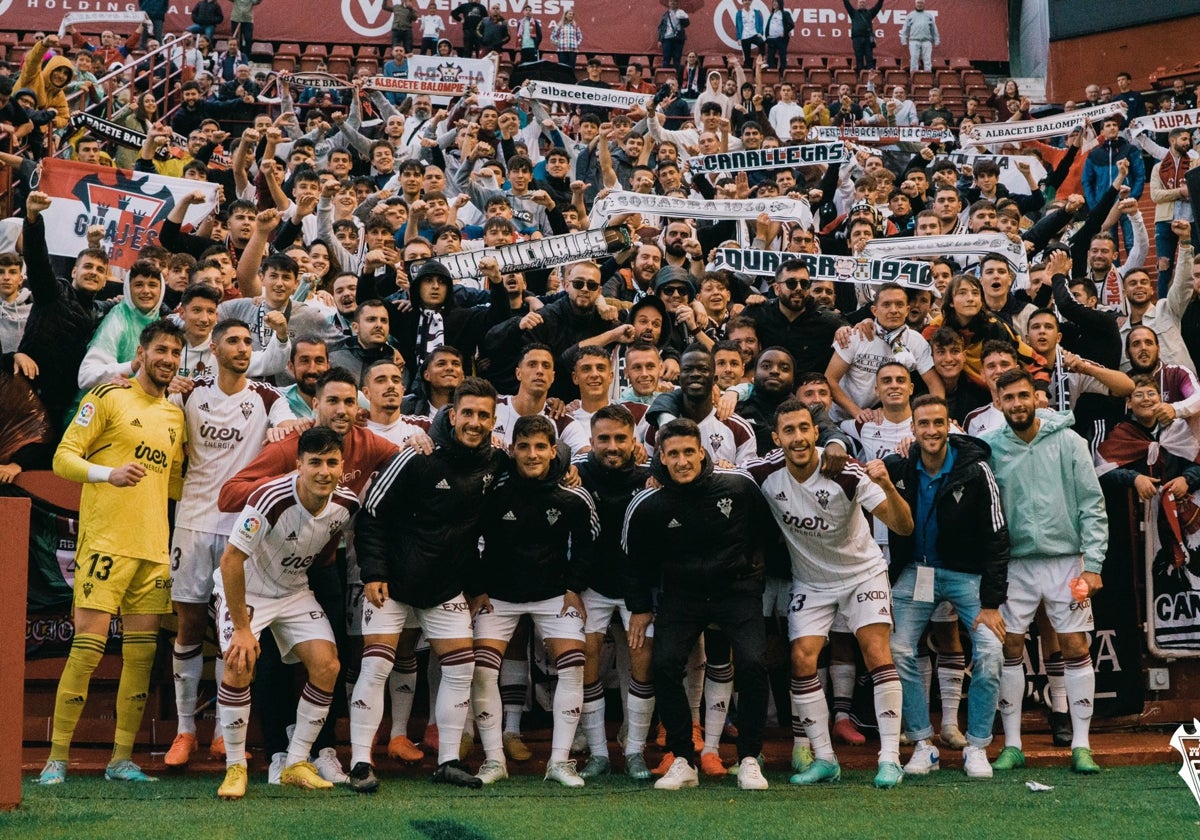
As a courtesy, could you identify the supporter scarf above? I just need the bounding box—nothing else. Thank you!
[710,248,934,290]
[687,143,851,174]
[524,80,651,111]
[417,308,444,366]
[1096,418,1200,570]
[1129,108,1200,137]
[1159,152,1192,191]
[594,192,813,226]
[964,101,1128,144]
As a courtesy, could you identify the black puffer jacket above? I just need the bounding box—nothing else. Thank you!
[622,452,773,613]
[884,434,1010,609]
[356,406,508,609]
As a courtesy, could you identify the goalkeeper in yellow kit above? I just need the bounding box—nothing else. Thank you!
[37,320,186,785]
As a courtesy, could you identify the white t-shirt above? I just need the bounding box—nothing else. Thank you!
[841,415,911,546]
[646,408,757,466]
[173,378,296,534]
[768,101,805,140]
[220,474,359,599]
[750,449,888,589]
[965,403,1005,437]
[420,14,444,38]
[366,414,431,447]
[492,395,591,455]
[832,325,933,418]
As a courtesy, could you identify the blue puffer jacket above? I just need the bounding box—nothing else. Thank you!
[1082,137,1146,207]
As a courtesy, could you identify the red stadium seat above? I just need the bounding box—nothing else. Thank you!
[949,56,973,71]
[328,44,355,77]
[300,44,328,72]
[807,68,832,88]
[827,56,851,70]
[274,43,301,73]
[802,56,825,70]
[910,70,933,88]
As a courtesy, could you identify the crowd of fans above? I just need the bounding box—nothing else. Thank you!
[3,2,1200,800]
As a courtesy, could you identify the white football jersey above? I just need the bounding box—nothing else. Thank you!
[492,395,591,454]
[173,378,296,534]
[841,415,910,548]
[748,449,888,590]
[646,408,757,466]
[965,403,1005,438]
[366,414,432,447]
[220,473,359,599]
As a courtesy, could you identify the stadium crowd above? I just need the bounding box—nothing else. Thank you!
[1,0,1199,801]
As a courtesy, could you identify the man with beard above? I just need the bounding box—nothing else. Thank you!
[884,395,1009,780]
[714,341,748,391]
[726,316,761,371]
[516,261,637,400]
[329,301,403,384]
[218,369,401,784]
[602,242,662,304]
[164,319,299,768]
[742,260,847,378]
[350,378,509,791]
[363,358,431,446]
[574,404,655,779]
[281,338,331,420]
[623,418,776,791]
[661,221,703,276]
[735,347,852,459]
[750,398,912,790]
[646,345,756,467]
[1117,224,1197,371]
[39,321,186,785]
[1079,210,1148,311]
[1124,326,1200,419]
[403,346,465,419]
[980,370,1107,775]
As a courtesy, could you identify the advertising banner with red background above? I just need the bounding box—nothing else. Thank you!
[2,0,1007,62]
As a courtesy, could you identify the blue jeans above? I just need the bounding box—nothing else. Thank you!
[186,23,216,40]
[890,565,1002,747]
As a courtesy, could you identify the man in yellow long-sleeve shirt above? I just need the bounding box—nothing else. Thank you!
[37,319,186,785]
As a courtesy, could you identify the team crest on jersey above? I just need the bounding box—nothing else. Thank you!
[482,473,495,490]
[815,489,831,510]
[717,497,732,518]
[82,582,93,598]
[952,488,963,504]
[76,402,96,427]
[240,400,256,419]
[168,427,177,445]
[240,516,262,538]
[546,508,561,525]
[709,432,725,452]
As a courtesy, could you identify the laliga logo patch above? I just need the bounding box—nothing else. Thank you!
[241,515,261,537]
[1171,719,1200,808]
[342,0,394,38]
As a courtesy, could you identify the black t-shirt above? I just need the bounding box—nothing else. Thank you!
[0,99,31,153]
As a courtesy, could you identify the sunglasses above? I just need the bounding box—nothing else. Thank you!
[660,285,689,297]
[570,280,601,291]
[779,278,811,291]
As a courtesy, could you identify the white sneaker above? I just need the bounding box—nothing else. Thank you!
[963,745,993,779]
[314,747,349,784]
[545,759,586,788]
[268,752,287,785]
[903,740,940,775]
[736,757,768,790]
[476,758,508,784]
[654,756,699,790]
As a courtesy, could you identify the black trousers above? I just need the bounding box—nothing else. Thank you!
[392,28,413,50]
[740,35,765,68]
[852,35,876,71]
[653,590,767,763]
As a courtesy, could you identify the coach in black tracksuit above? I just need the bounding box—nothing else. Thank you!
[622,418,776,772]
